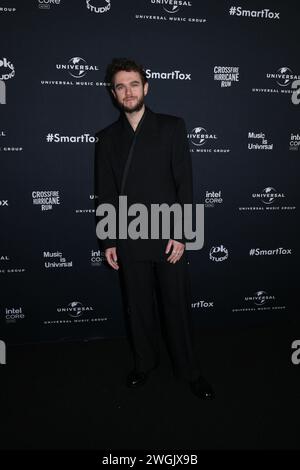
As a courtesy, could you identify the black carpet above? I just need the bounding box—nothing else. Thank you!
[0,323,299,450]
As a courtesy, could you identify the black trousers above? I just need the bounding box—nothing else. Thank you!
[119,252,201,382]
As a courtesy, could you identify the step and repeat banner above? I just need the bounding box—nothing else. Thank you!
[1,0,299,344]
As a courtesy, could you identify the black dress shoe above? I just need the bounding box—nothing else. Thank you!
[189,375,215,399]
[126,370,148,389]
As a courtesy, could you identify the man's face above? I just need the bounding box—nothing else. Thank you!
[111,70,148,113]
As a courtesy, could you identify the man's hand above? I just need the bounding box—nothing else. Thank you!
[165,240,185,263]
[105,247,119,270]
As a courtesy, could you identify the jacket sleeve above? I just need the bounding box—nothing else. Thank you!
[171,118,193,244]
[94,131,118,250]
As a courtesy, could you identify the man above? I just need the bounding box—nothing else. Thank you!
[95,58,214,399]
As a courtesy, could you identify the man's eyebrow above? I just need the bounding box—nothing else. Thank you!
[115,80,141,87]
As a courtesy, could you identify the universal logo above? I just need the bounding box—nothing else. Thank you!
[245,291,275,307]
[252,67,300,96]
[135,0,206,24]
[57,301,93,318]
[253,187,284,205]
[188,127,230,154]
[209,245,228,262]
[0,340,6,365]
[44,302,108,325]
[86,0,111,14]
[0,255,26,275]
[189,127,217,147]
[56,57,100,79]
[270,67,299,87]
[150,0,192,14]
[232,291,286,313]
[239,187,296,212]
[291,340,300,365]
[0,130,23,153]
[41,59,107,87]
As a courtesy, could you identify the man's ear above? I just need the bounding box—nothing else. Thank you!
[144,82,149,96]
[111,88,116,99]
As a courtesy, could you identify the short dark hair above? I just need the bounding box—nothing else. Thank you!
[106,58,147,89]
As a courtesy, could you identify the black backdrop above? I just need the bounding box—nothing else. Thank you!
[1,0,299,344]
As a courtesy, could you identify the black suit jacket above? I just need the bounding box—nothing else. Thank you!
[94,106,193,261]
